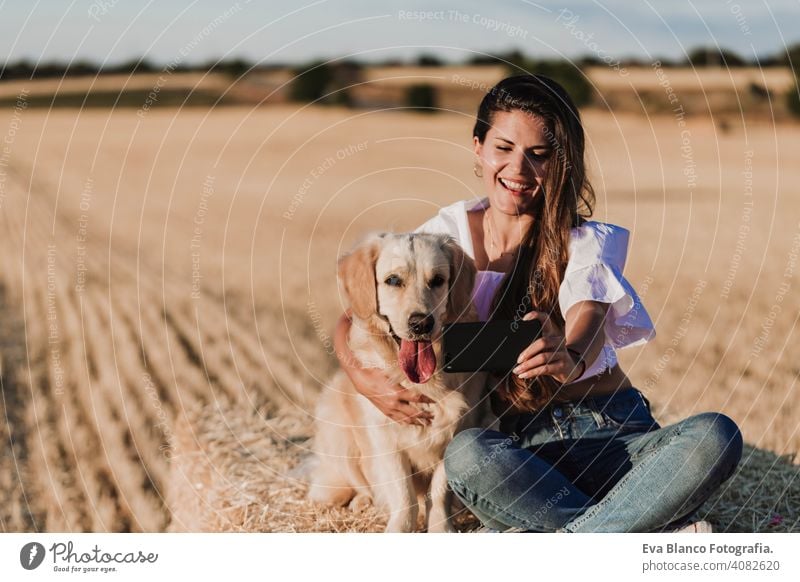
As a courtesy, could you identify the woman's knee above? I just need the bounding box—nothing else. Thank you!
[680,412,743,478]
[444,428,511,489]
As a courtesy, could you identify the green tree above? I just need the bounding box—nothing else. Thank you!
[686,46,747,67]
[787,77,800,118]
[406,84,437,113]
[289,61,332,102]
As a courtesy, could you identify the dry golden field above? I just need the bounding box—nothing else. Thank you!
[0,100,798,532]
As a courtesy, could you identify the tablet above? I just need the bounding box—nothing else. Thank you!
[442,320,543,373]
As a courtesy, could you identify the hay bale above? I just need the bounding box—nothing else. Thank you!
[166,402,798,533]
[698,445,799,532]
[166,401,389,532]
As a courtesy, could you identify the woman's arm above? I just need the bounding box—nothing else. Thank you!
[562,300,610,373]
[334,311,433,425]
[511,300,610,384]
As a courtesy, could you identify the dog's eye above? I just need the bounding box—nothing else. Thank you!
[429,274,445,288]
[385,275,403,287]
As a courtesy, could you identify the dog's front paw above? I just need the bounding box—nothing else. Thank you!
[348,493,372,514]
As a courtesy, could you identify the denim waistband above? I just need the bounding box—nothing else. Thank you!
[499,387,650,435]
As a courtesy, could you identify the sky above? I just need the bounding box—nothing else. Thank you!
[0,0,798,68]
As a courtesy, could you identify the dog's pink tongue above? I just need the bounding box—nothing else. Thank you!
[398,339,436,384]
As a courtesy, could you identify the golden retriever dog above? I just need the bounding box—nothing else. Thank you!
[308,232,492,532]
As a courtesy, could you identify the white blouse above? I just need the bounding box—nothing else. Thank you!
[414,197,655,384]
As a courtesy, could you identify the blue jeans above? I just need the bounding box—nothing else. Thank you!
[444,388,742,532]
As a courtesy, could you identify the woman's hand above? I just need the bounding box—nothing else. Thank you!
[334,311,433,425]
[511,311,585,384]
[348,366,434,425]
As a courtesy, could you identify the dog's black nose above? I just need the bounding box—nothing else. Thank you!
[408,312,434,335]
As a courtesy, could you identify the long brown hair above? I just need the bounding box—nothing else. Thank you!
[474,74,595,412]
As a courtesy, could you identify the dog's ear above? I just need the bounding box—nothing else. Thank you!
[337,234,384,320]
[442,236,477,322]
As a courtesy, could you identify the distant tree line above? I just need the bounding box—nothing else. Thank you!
[0,57,274,81]
[3,44,798,82]
[2,45,799,117]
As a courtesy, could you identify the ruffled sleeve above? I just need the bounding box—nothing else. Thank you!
[414,212,453,237]
[412,200,474,258]
[559,222,655,348]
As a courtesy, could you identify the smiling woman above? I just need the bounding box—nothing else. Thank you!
[433,75,742,533]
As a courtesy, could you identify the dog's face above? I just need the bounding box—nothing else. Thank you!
[338,232,477,383]
[375,234,451,341]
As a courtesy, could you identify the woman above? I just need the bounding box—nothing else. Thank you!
[333,74,742,532]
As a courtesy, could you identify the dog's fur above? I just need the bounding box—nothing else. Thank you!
[308,232,493,532]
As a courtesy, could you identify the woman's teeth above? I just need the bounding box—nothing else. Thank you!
[499,177,533,192]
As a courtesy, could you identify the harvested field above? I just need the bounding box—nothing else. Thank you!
[0,102,798,532]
